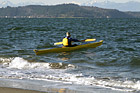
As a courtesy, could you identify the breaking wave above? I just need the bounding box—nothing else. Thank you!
[2,57,75,69]
[0,57,140,92]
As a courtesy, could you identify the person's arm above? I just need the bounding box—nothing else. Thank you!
[71,38,80,42]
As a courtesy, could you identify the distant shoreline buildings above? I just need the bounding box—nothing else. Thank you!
[0,4,140,18]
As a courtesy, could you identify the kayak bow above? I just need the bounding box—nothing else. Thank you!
[33,40,103,55]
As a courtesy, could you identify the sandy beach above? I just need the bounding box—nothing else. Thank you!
[0,87,76,93]
[0,79,79,93]
[0,87,47,93]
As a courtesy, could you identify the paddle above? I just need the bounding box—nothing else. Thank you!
[54,39,96,45]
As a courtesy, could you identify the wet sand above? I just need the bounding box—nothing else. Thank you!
[0,87,47,93]
[0,87,73,93]
[0,79,79,93]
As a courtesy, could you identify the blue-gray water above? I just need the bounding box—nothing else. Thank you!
[0,18,140,93]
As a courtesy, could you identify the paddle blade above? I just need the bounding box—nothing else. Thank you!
[84,39,96,42]
[54,42,63,45]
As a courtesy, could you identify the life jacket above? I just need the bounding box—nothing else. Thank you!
[62,37,71,46]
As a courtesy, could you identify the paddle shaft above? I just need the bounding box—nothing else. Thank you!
[54,39,96,45]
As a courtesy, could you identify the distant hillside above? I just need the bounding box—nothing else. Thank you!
[126,12,140,18]
[0,4,139,18]
[83,1,140,12]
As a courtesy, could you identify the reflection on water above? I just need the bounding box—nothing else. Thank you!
[60,57,69,61]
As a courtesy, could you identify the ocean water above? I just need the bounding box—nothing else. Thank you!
[0,18,140,93]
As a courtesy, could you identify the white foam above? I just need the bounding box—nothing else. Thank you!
[134,81,140,89]
[7,57,50,69]
[0,57,13,63]
[3,57,75,70]
[42,73,140,92]
[1,57,140,92]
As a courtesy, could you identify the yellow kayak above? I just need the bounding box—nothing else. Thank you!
[33,40,103,55]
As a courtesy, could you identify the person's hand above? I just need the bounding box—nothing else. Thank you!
[80,40,85,42]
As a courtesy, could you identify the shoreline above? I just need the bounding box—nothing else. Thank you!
[0,87,47,93]
[0,79,79,93]
[0,78,133,93]
[0,87,73,93]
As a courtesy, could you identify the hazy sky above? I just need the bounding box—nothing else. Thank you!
[0,0,140,5]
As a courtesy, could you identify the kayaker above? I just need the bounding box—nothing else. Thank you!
[62,32,80,47]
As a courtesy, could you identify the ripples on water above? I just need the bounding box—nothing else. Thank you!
[0,18,140,92]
